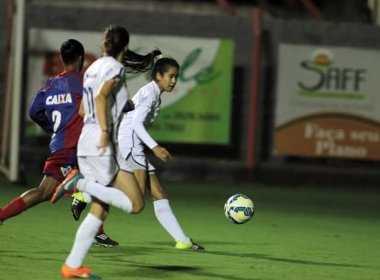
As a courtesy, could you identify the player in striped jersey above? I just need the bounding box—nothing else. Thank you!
[0,39,117,247]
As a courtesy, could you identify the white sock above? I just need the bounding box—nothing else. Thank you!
[82,192,92,203]
[65,213,102,268]
[77,178,132,213]
[153,199,190,243]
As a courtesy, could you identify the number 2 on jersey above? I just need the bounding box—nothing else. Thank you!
[51,110,61,138]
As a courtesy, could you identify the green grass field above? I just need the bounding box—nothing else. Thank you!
[0,175,379,280]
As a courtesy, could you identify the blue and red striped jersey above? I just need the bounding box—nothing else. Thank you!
[29,71,83,153]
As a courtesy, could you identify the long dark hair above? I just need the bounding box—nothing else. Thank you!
[123,49,162,74]
[103,25,130,58]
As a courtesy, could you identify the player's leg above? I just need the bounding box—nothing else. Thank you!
[133,168,148,195]
[123,149,204,249]
[54,171,135,213]
[71,179,143,219]
[52,155,142,214]
[51,149,117,247]
[148,174,189,244]
[21,175,60,204]
[149,173,204,250]
[128,151,201,249]
[71,192,90,221]
[93,222,119,248]
[0,148,68,223]
[0,148,68,222]
[112,169,145,213]
[0,175,59,222]
[70,192,118,247]
[85,152,145,214]
[61,200,107,278]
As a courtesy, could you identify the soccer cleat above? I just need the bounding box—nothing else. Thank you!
[51,169,83,204]
[175,239,205,251]
[61,264,101,279]
[94,233,119,248]
[71,193,88,221]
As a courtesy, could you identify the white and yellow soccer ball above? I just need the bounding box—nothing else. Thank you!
[224,194,255,224]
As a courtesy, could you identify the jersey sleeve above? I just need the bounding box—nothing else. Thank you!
[132,92,158,149]
[28,88,53,133]
[103,61,124,82]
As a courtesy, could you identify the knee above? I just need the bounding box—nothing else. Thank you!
[89,202,108,221]
[44,186,56,200]
[131,199,145,214]
[35,186,51,201]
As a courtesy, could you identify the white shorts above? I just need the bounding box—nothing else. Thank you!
[118,126,156,173]
[78,155,119,185]
[118,146,156,173]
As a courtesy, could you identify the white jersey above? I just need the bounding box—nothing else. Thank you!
[78,56,128,156]
[119,80,161,158]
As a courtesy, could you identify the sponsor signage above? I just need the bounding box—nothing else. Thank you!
[27,28,234,144]
[274,43,380,160]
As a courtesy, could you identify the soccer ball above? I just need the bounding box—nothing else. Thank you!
[224,194,255,224]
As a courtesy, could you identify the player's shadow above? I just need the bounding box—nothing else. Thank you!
[204,250,365,268]
[150,240,237,246]
[91,246,259,280]
[0,249,70,262]
[146,265,198,271]
[105,263,260,280]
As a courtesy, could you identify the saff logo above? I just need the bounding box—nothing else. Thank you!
[297,48,367,98]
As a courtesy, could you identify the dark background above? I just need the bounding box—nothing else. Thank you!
[1,0,380,187]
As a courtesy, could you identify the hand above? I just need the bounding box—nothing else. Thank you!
[123,99,135,113]
[152,145,172,162]
[97,131,109,156]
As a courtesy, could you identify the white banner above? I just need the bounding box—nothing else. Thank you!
[26,28,234,144]
[27,28,220,109]
[274,43,380,160]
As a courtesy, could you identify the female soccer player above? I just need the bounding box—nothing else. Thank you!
[0,39,117,247]
[51,25,160,278]
[118,56,204,250]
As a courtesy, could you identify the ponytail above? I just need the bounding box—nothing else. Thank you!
[123,49,162,74]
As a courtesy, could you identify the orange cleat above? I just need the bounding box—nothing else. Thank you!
[51,169,83,204]
[61,264,99,279]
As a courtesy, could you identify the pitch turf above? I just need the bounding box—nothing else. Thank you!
[0,175,379,280]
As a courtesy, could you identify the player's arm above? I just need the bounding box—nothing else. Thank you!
[95,78,117,154]
[78,101,85,117]
[132,103,157,148]
[151,144,172,162]
[96,66,124,131]
[95,79,116,130]
[132,96,172,162]
[28,89,53,133]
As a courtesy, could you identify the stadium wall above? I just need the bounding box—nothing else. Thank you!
[257,16,380,186]
[0,2,6,97]
[1,1,380,186]
[0,1,9,137]
[1,1,255,182]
